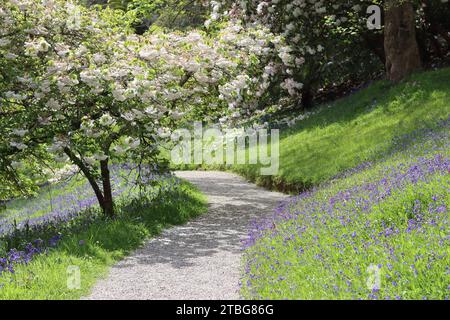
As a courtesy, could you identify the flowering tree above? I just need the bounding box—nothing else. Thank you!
[210,0,385,109]
[212,0,450,108]
[0,0,276,215]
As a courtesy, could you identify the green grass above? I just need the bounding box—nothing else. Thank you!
[238,67,450,300]
[241,120,450,299]
[0,181,207,299]
[0,166,168,227]
[3,67,448,300]
[0,177,88,224]
[204,68,450,192]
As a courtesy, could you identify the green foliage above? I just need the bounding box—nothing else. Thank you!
[128,0,208,31]
[215,0,450,109]
[84,0,208,32]
[0,181,207,299]
[229,67,450,191]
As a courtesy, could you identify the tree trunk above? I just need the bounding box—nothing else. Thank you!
[64,147,106,213]
[100,159,115,218]
[384,0,422,82]
[301,86,314,110]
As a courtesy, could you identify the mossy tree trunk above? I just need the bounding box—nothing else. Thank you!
[384,0,422,82]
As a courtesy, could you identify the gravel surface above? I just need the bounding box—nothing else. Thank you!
[85,171,288,300]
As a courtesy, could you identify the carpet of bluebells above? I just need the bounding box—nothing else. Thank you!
[0,165,179,275]
[241,118,450,300]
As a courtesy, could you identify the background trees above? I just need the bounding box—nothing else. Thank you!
[214,0,450,110]
[83,0,208,32]
[78,1,450,115]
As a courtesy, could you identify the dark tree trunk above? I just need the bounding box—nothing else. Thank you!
[384,1,422,82]
[301,86,314,110]
[64,147,106,213]
[100,159,115,218]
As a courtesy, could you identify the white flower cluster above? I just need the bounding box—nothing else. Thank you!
[281,78,304,96]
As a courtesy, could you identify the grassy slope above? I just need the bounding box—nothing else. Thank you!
[0,182,206,299]
[232,68,450,191]
[0,177,89,225]
[239,68,450,299]
[242,126,450,299]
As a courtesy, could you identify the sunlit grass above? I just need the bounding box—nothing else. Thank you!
[240,95,450,299]
[0,181,207,299]
[229,68,450,191]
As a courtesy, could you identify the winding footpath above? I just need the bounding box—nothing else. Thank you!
[86,171,288,300]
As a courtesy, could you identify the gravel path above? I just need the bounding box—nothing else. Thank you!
[86,171,288,300]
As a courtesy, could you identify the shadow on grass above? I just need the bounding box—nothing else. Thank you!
[229,68,450,192]
[58,181,207,262]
